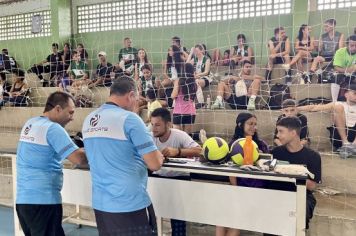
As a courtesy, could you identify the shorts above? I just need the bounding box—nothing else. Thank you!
[172,114,196,125]
[202,77,210,87]
[94,204,157,236]
[274,57,285,64]
[16,204,65,236]
[327,124,356,149]
[225,95,248,110]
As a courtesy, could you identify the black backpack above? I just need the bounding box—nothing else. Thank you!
[298,97,332,106]
[268,83,292,110]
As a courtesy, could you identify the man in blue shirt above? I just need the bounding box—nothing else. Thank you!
[82,76,164,236]
[16,91,87,236]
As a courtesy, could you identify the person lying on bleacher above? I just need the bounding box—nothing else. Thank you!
[298,83,356,153]
[265,26,292,83]
[89,51,114,88]
[211,60,261,110]
[309,19,344,75]
[282,24,315,84]
[66,50,89,91]
[187,44,212,108]
[0,69,28,107]
[274,99,310,147]
[329,34,356,102]
[116,37,138,76]
[28,43,64,86]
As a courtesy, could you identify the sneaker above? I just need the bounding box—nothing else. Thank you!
[247,97,256,110]
[199,129,207,144]
[338,143,356,159]
[315,69,323,75]
[282,64,290,71]
[302,73,312,84]
[211,100,223,109]
[196,103,205,109]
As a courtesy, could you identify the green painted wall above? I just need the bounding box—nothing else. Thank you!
[0,1,355,71]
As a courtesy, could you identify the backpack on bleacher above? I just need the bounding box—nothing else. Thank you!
[298,97,332,106]
[268,83,291,110]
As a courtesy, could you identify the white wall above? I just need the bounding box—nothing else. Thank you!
[0,0,50,17]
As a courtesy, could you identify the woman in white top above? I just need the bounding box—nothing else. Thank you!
[187,44,212,106]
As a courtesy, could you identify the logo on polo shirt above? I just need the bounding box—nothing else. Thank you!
[24,124,32,135]
[90,114,100,127]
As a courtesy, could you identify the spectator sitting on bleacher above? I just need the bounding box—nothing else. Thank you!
[162,45,184,88]
[329,34,356,102]
[282,24,315,84]
[89,51,114,88]
[230,34,254,67]
[2,48,18,70]
[117,37,138,76]
[61,43,72,72]
[66,50,89,91]
[28,43,63,86]
[265,27,292,83]
[134,48,152,81]
[137,64,164,111]
[274,99,310,147]
[0,69,28,107]
[211,60,261,110]
[76,43,88,64]
[172,36,189,61]
[0,49,12,72]
[171,63,197,134]
[187,44,212,108]
[298,83,356,152]
[145,88,164,126]
[309,19,344,75]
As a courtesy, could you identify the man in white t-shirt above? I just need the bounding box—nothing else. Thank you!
[150,107,202,236]
[298,83,356,154]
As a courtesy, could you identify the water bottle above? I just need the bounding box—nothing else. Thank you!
[206,95,211,109]
[243,136,254,165]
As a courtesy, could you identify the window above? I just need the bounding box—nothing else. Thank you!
[317,0,356,10]
[0,11,51,41]
[77,0,292,33]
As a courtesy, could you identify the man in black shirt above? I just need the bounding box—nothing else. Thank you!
[271,116,322,233]
[91,51,114,88]
[2,49,18,70]
[28,43,63,86]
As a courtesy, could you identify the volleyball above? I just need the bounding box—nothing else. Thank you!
[230,138,259,166]
[202,137,229,164]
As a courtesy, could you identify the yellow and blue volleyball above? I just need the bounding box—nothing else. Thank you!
[230,138,259,166]
[203,137,229,164]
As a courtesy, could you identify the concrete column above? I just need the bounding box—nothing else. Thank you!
[50,0,72,46]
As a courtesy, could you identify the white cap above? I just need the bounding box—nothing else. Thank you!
[98,51,107,57]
